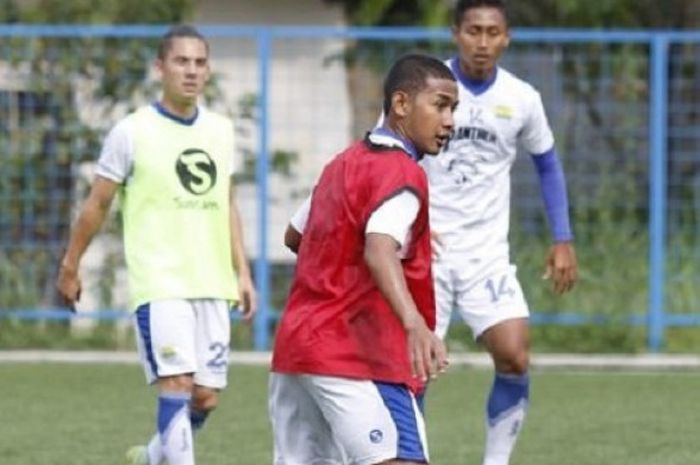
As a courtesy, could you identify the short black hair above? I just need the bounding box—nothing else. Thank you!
[157,24,209,59]
[453,0,509,27]
[382,53,455,115]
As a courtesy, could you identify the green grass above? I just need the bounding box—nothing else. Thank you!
[1,363,698,465]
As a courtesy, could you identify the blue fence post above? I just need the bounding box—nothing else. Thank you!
[253,28,272,351]
[647,34,669,352]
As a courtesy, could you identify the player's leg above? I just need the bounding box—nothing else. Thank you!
[189,385,219,431]
[456,263,530,465]
[191,299,231,430]
[142,387,222,465]
[269,372,345,465]
[130,383,195,465]
[306,375,430,465]
[143,298,231,464]
[480,318,529,465]
[156,375,197,465]
[131,300,199,465]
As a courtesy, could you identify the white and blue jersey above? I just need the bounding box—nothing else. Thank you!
[426,58,565,339]
[422,59,555,265]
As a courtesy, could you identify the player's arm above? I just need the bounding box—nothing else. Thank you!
[530,147,577,294]
[56,176,120,309]
[284,194,311,254]
[362,191,447,381]
[229,182,257,320]
[365,233,447,382]
[523,91,577,294]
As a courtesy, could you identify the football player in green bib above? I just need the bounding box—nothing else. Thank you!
[57,25,256,465]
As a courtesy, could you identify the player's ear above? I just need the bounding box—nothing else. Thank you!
[391,90,410,118]
[451,24,461,45]
[154,58,164,80]
[204,63,211,82]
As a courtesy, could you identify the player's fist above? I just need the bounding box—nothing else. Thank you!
[237,273,257,321]
[407,321,448,382]
[544,242,577,294]
[56,263,81,311]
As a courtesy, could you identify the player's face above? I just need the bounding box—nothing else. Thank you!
[404,77,458,156]
[156,37,210,111]
[452,6,510,80]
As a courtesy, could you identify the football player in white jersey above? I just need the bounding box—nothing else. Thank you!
[423,1,578,464]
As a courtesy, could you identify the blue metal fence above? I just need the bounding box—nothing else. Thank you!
[1,25,699,352]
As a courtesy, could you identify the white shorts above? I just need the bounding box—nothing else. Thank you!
[269,373,429,465]
[134,298,231,388]
[433,256,529,340]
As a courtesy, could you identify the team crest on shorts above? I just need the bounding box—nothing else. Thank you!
[369,429,383,443]
[160,346,177,359]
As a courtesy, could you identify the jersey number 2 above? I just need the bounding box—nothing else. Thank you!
[207,342,228,369]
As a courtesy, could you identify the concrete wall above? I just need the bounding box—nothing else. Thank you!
[196,0,352,262]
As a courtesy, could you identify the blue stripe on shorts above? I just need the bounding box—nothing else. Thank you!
[374,382,427,462]
[136,304,158,377]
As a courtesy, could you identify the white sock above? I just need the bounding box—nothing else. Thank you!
[146,434,162,465]
[482,373,529,465]
[147,409,210,464]
[157,392,194,465]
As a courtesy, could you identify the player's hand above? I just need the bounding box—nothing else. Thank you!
[543,242,577,294]
[237,273,257,321]
[431,334,449,375]
[407,319,449,382]
[56,263,81,311]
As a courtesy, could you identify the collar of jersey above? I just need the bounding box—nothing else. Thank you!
[368,127,419,160]
[152,101,199,126]
[450,58,498,96]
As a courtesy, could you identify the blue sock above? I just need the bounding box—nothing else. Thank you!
[147,407,210,464]
[190,409,210,432]
[157,392,194,465]
[487,372,529,425]
[483,373,529,465]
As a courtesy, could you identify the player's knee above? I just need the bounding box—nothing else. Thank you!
[192,394,218,412]
[494,351,529,375]
[158,374,195,393]
[192,388,219,413]
[511,352,529,374]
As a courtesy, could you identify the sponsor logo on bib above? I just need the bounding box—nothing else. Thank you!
[175,148,217,195]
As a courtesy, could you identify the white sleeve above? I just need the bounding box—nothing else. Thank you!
[290,195,312,233]
[519,90,555,155]
[365,190,420,257]
[95,120,133,184]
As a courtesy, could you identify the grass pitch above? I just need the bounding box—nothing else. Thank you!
[0,362,698,465]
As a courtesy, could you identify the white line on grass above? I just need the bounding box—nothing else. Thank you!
[0,351,699,371]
